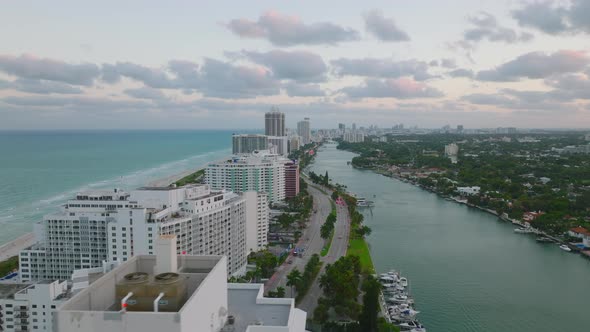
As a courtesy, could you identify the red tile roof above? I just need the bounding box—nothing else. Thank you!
[570,227,590,236]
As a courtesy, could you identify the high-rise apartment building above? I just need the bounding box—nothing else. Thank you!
[284,161,300,199]
[232,134,268,154]
[265,108,285,137]
[205,151,286,203]
[297,118,311,145]
[243,191,269,253]
[19,185,251,281]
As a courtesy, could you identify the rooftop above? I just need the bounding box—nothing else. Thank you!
[0,283,31,299]
[226,284,293,331]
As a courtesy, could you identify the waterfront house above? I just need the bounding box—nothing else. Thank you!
[568,227,590,247]
[457,186,481,196]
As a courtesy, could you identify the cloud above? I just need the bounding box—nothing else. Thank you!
[465,12,534,43]
[512,0,590,35]
[102,58,280,99]
[544,73,590,100]
[440,58,457,69]
[331,58,434,81]
[461,93,515,105]
[226,10,359,46]
[476,50,589,81]
[0,54,100,86]
[101,62,177,88]
[0,78,83,94]
[363,10,410,42]
[283,82,325,97]
[1,95,152,109]
[241,50,327,82]
[197,58,279,98]
[124,87,168,100]
[339,78,444,99]
[447,68,474,78]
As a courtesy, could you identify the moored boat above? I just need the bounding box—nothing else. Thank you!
[559,244,572,252]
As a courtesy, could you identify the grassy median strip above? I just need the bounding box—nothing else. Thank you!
[347,238,374,274]
[320,204,338,257]
[294,254,323,304]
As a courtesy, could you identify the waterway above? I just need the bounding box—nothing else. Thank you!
[309,144,590,332]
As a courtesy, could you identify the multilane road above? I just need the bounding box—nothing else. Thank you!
[265,179,351,317]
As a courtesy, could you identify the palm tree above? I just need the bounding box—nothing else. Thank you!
[276,286,286,298]
[286,268,302,298]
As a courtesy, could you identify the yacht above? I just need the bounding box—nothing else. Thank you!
[559,244,572,252]
[388,294,414,305]
[400,277,408,287]
[514,228,532,234]
[398,320,426,331]
[356,197,375,207]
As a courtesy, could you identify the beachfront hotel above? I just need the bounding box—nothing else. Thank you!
[205,151,287,203]
[18,184,269,282]
[53,235,307,332]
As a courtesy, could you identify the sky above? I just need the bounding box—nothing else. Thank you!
[1,0,590,130]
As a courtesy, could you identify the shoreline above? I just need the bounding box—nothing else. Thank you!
[0,232,35,263]
[357,164,582,251]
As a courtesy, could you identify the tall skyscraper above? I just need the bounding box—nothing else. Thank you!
[265,107,285,137]
[297,117,311,145]
[352,123,357,131]
[232,134,268,154]
[338,123,345,131]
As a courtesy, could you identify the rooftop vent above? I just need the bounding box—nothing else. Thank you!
[123,272,149,284]
[154,272,179,284]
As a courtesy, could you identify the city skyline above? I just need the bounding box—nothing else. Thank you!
[1,0,590,129]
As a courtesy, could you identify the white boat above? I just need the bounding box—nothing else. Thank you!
[400,277,408,287]
[398,320,426,331]
[514,228,532,234]
[388,294,414,304]
[356,197,375,207]
[559,244,572,252]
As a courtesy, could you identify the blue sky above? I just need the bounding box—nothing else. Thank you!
[1,0,589,129]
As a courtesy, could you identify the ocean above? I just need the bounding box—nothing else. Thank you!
[0,130,243,246]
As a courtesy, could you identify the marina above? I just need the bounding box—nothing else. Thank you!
[379,270,426,332]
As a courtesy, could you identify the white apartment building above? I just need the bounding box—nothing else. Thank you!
[54,236,308,332]
[243,191,269,253]
[20,185,250,282]
[445,143,459,156]
[205,151,286,203]
[0,280,68,332]
[268,136,289,156]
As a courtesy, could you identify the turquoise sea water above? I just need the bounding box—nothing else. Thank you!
[0,130,238,245]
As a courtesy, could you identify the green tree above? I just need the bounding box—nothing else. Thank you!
[331,191,339,201]
[276,286,286,298]
[286,268,302,297]
[359,275,381,332]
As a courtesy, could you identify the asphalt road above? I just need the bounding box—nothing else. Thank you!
[264,183,333,296]
[297,194,351,316]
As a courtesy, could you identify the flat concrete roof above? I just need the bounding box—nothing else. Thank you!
[0,283,31,299]
[227,286,291,331]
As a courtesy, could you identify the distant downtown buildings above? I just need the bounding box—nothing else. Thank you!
[18,185,267,281]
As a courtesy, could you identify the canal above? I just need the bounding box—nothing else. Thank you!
[309,144,590,332]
